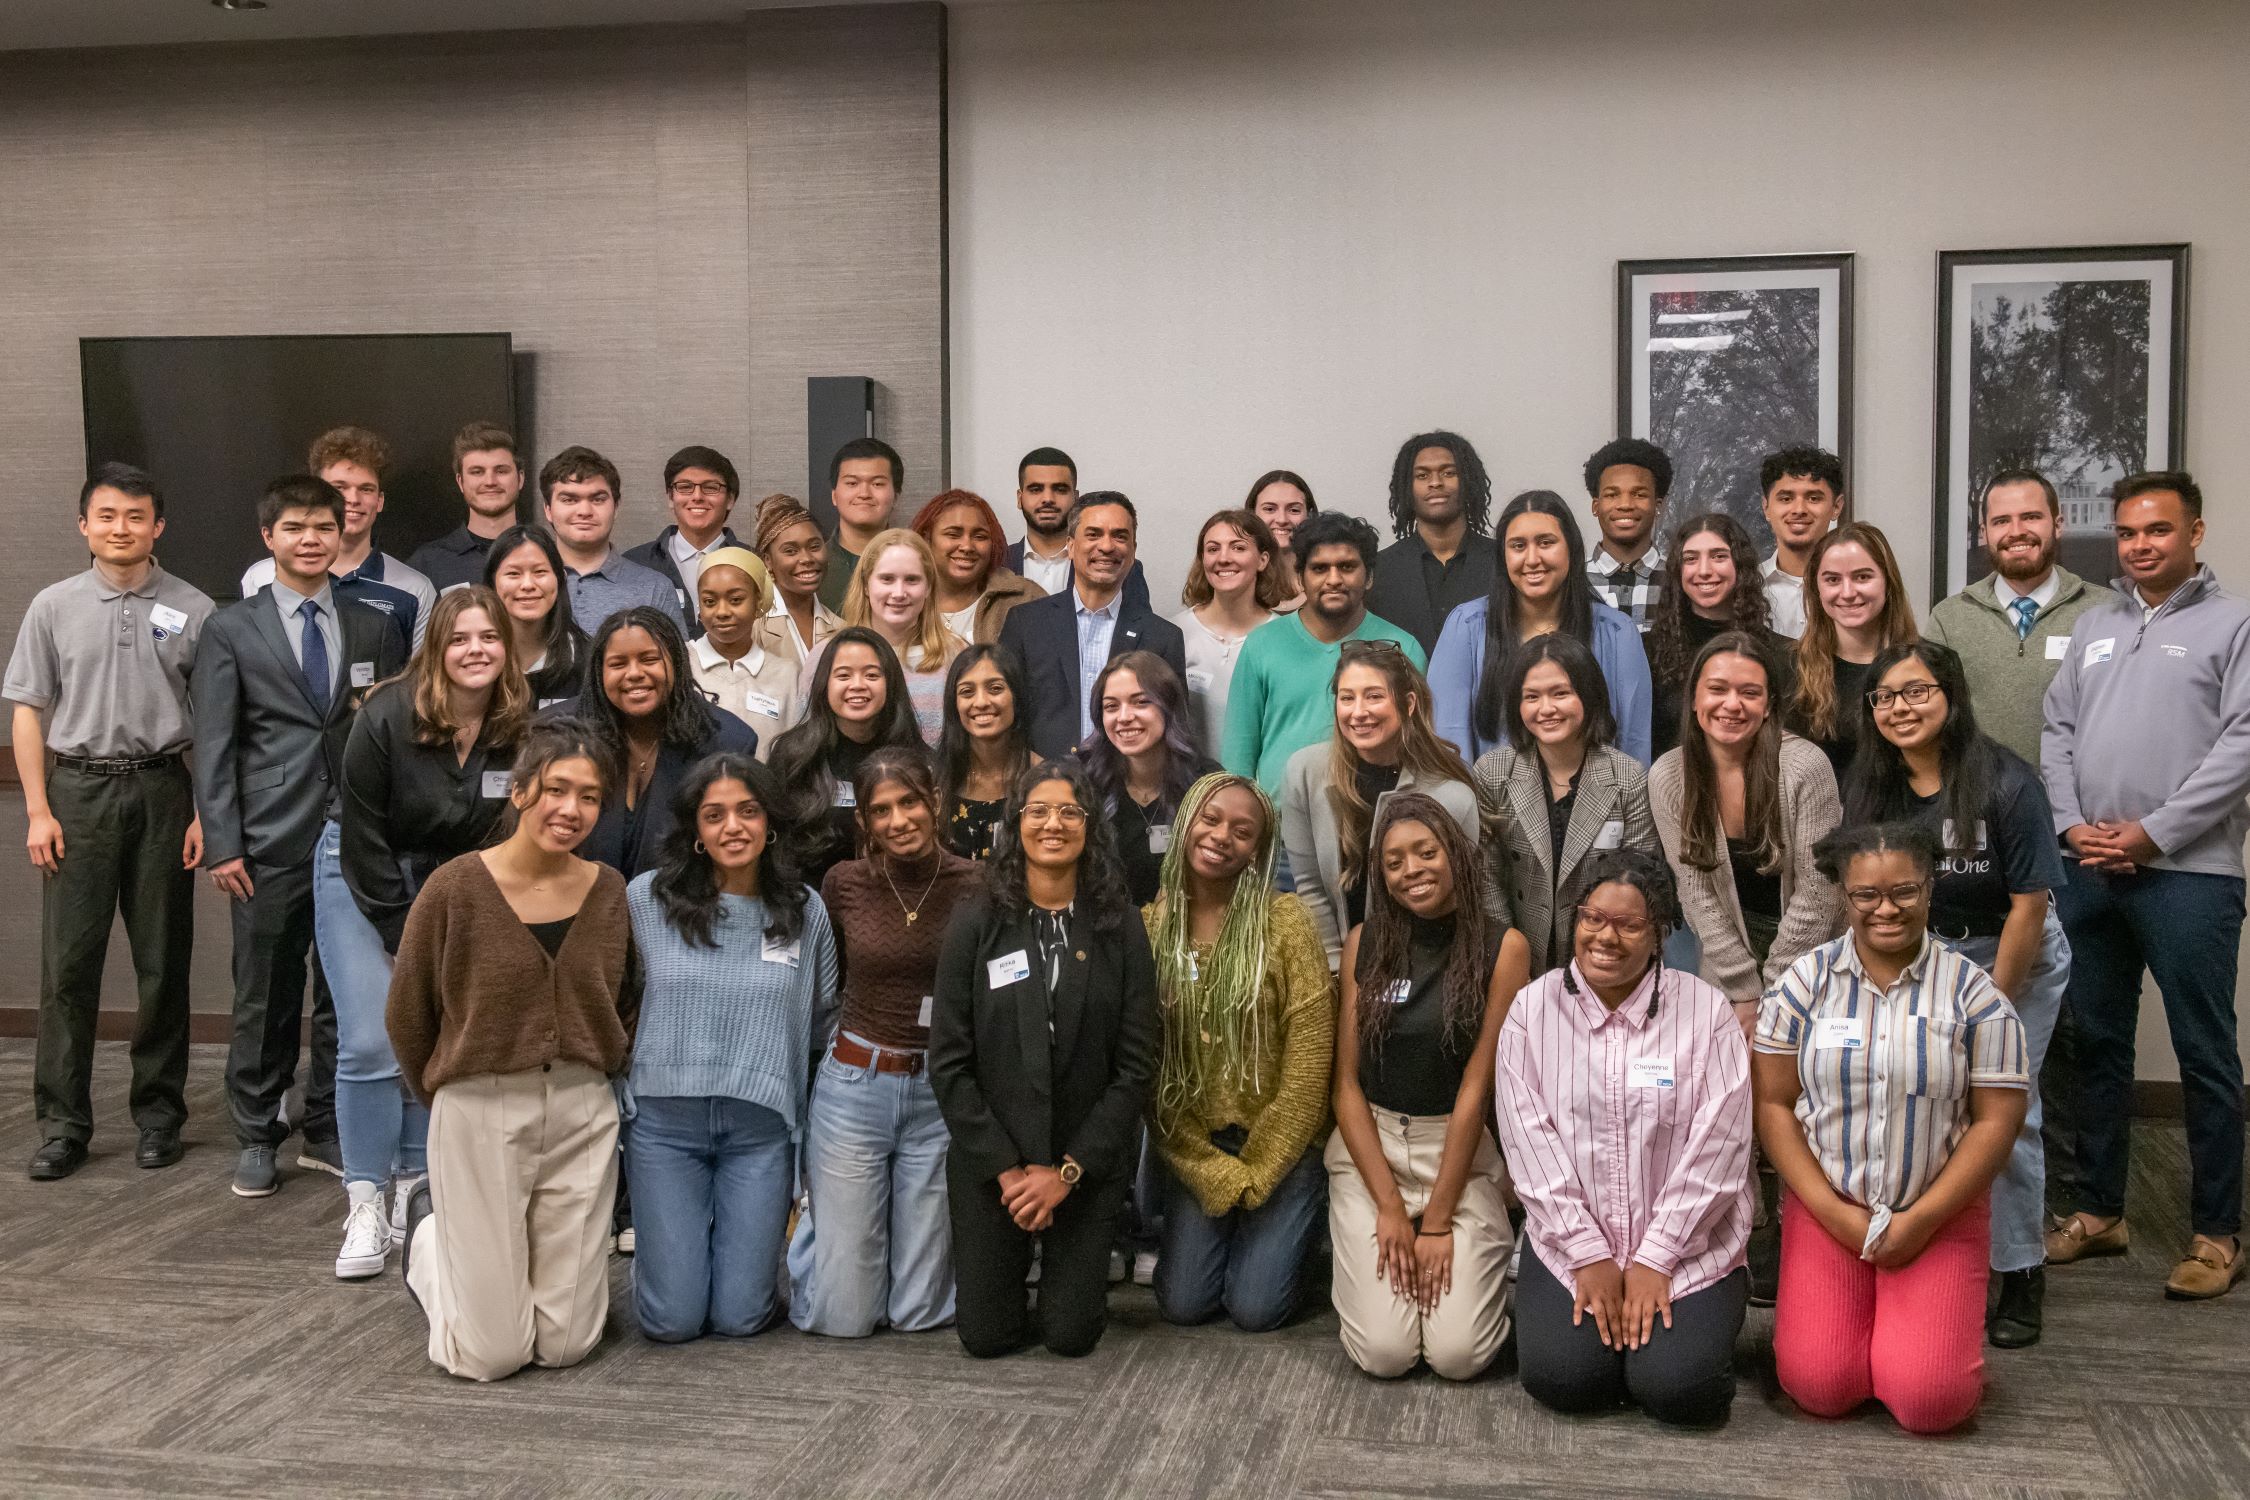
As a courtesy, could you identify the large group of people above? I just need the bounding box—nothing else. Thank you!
[12,417,2246,1436]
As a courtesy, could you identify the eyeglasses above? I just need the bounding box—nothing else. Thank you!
[1866,682,1943,710]
[1339,638,1405,659]
[1021,802,1088,826]
[669,480,732,500]
[1575,908,1653,939]
[1844,882,1928,912]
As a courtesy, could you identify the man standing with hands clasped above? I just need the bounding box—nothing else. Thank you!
[2041,471,2250,1300]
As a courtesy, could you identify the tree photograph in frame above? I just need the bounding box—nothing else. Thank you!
[1933,243,2189,599]
[1616,253,1854,554]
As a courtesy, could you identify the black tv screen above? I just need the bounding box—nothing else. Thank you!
[80,333,517,602]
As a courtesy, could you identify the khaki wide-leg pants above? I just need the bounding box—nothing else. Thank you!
[406,1063,619,1381]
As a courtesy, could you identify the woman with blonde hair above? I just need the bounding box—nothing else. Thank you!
[1789,521,1918,776]
[912,488,1045,645]
[837,527,966,742]
[1172,508,1287,755]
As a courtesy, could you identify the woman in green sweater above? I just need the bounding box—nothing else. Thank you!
[1143,771,1334,1331]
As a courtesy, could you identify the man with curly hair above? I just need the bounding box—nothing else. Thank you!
[1365,431,1497,656]
[1582,437,1674,633]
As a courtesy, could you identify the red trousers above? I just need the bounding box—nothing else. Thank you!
[1772,1190,1989,1435]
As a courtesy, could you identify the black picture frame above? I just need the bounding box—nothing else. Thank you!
[1615,252,1855,554]
[1931,243,2190,602]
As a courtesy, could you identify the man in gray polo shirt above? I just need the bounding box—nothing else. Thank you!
[6,463,215,1181]
[539,444,686,637]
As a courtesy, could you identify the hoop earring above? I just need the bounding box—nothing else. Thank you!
[694,839,706,854]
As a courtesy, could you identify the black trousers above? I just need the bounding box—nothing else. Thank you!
[1516,1250,1747,1427]
[225,855,337,1149]
[948,1155,1128,1358]
[34,760,196,1145]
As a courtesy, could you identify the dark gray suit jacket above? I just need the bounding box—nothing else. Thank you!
[193,588,409,870]
[1473,742,1657,974]
[997,585,1188,760]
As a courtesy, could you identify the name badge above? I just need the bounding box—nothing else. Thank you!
[761,933,801,967]
[2163,643,2187,658]
[675,588,689,608]
[988,949,1032,988]
[480,771,512,798]
[2045,635,2071,661]
[538,697,568,709]
[1185,669,1213,693]
[833,782,857,808]
[1382,979,1412,1005]
[1594,819,1625,851]
[149,603,189,634]
[2083,638,2115,668]
[745,690,783,719]
[1149,826,1172,855]
[1628,1055,1675,1089]
[1814,1015,1866,1051]
[1940,818,1988,851]
[350,661,375,688]
[918,995,934,1028]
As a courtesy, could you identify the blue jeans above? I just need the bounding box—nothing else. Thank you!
[2057,863,2245,1237]
[1954,908,2070,1272]
[312,820,427,1187]
[787,1041,954,1336]
[626,1094,793,1341]
[1155,1147,1326,1331]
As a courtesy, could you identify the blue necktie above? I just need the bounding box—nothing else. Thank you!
[298,598,332,716]
[2009,597,2037,642]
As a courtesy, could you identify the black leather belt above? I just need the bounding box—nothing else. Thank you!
[52,752,182,775]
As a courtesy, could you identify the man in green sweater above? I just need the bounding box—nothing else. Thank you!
[1221,511,1424,792]
[1925,469,2121,766]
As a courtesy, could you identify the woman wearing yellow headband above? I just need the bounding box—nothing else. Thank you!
[690,547,801,758]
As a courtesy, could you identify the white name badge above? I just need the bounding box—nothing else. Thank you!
[1629,1055,1675,1089]
[350,661,375,687]
[1594,819,1625,851]
[833,782,857,808]
[480,771,512,798]
[1940,818,1989,851]
[761,933,801,967]
[2083,638,2115,668]
[1185,669,1213,693]
[2045,635,2071,661]
[1149,826,1172,855]
[538,697,568,709]
[988,949,1032,989]
[1814,1015,1866,1051]
[1383,979,1412,1005]
[918,994,934,1028]
[744,690,783,719]
[149,603,189,634]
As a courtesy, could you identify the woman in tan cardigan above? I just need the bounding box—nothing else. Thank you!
[388,718,636,1382]
[914,489,1044,644]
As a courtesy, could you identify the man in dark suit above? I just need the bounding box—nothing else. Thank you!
[1001,446,1151,615]
[194,475,409,1200]
[624,444,745,632]
[999,492,1187,759]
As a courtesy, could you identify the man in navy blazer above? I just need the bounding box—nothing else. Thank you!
[998,492,1186,759]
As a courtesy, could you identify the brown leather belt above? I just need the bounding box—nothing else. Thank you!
[832,1033,924,1076]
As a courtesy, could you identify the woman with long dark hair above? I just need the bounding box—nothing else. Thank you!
[1247,470,1317,612]
[934,643,1033,860]
[790,747,981,1336]
[624,753,836,1342]
[929,759,1162,1357]
[483,523,587,704]
[1790,521,1919,777]
[1427,490,1652,764]
[1328,793,1526,1379]
[1843,640,2069,1348]
[1081,650,1218,904]
[766,626,926,891]
[1172,508,1286,754]
[1143,773,1332,1331]
[1646,512,1791,759]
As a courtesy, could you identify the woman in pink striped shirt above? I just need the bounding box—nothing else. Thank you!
[1495,849,1755,1425]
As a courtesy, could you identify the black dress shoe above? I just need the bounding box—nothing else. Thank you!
[1989,1266,2044,1348]
[137,1129,185,1170]
[1747,1217,1781,1308]
[28,1138,89,1181]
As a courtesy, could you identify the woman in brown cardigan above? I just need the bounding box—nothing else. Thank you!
[388,718,637,1382]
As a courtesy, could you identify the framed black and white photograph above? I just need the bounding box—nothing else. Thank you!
[1616,252,1854,553]
[1933,243,2190,599]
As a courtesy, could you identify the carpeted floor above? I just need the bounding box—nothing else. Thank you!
[3,1040,2248,1499]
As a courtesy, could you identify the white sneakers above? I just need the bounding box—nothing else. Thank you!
[336,1181,391,1280]
[390,1174,424,1248]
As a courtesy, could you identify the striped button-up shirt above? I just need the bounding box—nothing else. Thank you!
[1755,933,2028,1219]
[1495,962,1755,1297]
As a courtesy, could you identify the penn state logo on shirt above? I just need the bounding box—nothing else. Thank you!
[148,603,189,643]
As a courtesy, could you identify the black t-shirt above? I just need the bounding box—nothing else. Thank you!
[1813,656,1876,778]
[1653,616,1793,759]
[1729,837,1781,920]
[1344,761,1404,931]
[1909,750,2066,941]
[803,736,879,893]
[1359,913,1499,1117]
[1110,756,1221,905]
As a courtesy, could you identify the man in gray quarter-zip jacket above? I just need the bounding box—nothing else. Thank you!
[2040,471,2250,1303]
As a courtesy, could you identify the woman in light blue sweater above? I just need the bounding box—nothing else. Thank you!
[624,752,838,1342]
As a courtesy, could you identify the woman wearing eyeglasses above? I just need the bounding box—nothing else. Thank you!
[929,760,1162,1357]
[1755,821,2028,1434]
[1497,850,1753,1425]
[1842,642,2068,1349]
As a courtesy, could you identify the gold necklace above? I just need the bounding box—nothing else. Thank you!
[882,855,943,924]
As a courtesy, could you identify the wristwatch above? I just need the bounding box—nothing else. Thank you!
[1058,1156,1083,1187]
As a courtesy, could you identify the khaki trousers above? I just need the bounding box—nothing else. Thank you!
[1325,1110,1513,1380]
[407,1063,619,1381]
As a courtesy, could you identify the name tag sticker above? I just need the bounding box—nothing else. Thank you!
[1814,1016,1866,1051]
[350,661,375,687]
[761,933,801,967]
[2163,643,2187,657]
[1629,1055,1675,1088]
[149,603,189,633]
[480,771,512,798]
[1185,669,1213,692]
[2045,635,2071,661]
[538,697,568,709]
[833,782,857,808]
[1594,819,1625,851]
[918,994,934,1028]
[745,690,783,719]
[1940,818,1989,851]
[1383,979,1412,1005]
[1149,826,1172,855]
[2083,638,2115,668]
[988,949,1032,989]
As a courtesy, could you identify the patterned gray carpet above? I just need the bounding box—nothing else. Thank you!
[3,1040,2246,1498]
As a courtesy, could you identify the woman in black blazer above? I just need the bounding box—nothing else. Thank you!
[929,758,1162,1358]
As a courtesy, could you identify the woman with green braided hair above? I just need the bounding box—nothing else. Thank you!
[1142,771,1335,1331]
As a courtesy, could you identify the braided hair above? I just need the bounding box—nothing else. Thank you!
[1147,773,1280,1121]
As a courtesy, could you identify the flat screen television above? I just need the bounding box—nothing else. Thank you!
[80,332,517,602]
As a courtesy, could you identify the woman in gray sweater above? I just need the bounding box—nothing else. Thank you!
[624,752,838,1342]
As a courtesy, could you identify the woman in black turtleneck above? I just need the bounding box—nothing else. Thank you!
[1646,513,1792,760]
[766,627,928,892]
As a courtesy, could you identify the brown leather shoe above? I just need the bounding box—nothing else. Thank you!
[2045,1213,2129,1264]
[2165,1236,2245,1300]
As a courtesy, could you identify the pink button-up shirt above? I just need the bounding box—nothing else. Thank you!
[1495,962,1754,1297]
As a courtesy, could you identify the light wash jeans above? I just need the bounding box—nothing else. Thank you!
[787,1038,955,1336]
[312,820,427,1187]
[1956,907,2071,1273]
[626,1094,793,1341]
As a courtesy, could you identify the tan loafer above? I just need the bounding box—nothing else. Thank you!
[2165,1236,2245,1300]
[2045,1213,2129,1264]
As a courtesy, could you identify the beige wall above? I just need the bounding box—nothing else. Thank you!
[948,0,2250,1080]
